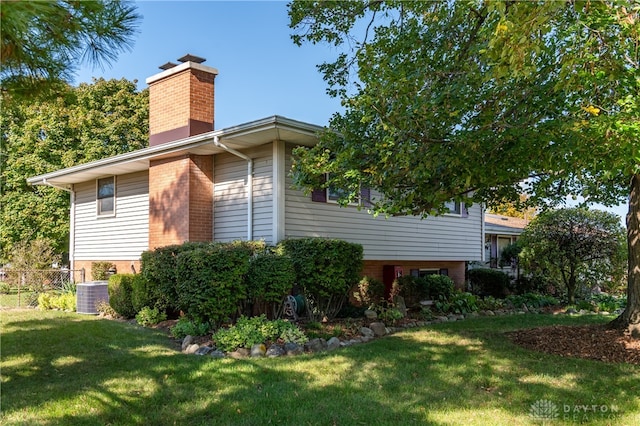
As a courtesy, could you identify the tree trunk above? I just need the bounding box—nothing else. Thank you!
[610,173,640,335]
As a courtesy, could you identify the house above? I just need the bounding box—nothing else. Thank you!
[483,213,529,274]
[27,56,483,290]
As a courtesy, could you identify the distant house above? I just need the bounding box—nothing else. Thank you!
[28,56,483,290]
[483,213,529,274]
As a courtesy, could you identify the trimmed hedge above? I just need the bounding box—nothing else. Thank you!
[175,242,254,324]
[140,242,209,314]
[396,274,455,307]
[278,238,363,321]
[108,274,136,318]
[246,252,296,318]
[469,268,510,298]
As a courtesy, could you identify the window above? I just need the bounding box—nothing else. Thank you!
[444,200,461,214]
[311,174,371,207]
[97,176,115,216]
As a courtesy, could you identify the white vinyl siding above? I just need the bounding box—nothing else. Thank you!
[74,171,149,260]
[213,144,275,243]
[283,144,482,261]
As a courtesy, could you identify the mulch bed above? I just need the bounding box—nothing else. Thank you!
[508,324,640,365]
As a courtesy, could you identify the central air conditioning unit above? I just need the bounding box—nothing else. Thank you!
[76,281,109,314]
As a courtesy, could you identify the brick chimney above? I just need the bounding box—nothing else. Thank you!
[147,55,217,249]
[147,54,218,146]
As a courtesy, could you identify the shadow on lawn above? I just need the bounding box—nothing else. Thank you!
[1,312,638,425]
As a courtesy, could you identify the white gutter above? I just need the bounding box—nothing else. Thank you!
[43,179,75,274]
[213,136,253,240]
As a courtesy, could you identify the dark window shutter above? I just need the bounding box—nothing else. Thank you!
[311,174,327,202]
[360,187,372,207]
[311,188,327,202]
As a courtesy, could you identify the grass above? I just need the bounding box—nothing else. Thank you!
[1,310,639,425]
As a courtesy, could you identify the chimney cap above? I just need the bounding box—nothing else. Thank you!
[158,61,178,71]
[178,54,206,64]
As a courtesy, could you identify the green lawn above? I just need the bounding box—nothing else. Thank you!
[1,310,638,425]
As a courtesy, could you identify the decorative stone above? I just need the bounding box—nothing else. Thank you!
[304,338,327,353]
[394,295,407,317]
[565,308,578,315]
[466,312,480,318]
[326,337,341,351]
[184,344,200,354]
[284,342,304,356]
[181,335,194,352]
[266,344,286,358]
[369,322,386,336]
[436,316,449,322]
[600,311,610,316]
[251,343,267,357]
[364,309,378,320]
[228,348,250,359]
[360,327,375,338]
[195,346,213,355]
[485,310,495,316]
[209,350,225,359]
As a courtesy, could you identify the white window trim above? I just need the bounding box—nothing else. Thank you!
[96,176,116,218]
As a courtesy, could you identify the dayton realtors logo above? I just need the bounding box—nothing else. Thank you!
[529,399,620,422]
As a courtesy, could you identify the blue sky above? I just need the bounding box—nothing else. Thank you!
[75,0,343,129]
[74,0,629,223]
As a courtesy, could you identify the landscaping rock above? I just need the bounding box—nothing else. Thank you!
[326,337,341,351]
[284,342,304,356]
[485,310,495,316]
[251,343,267,357]
[181,335,194,352]
[566,308,578,315]
[364,309,378,320]
[184,344,200,354]
[266,344,286,358]
[369,322,387,336]
[195,346,213,356]
[360,326,375,338]
[305,338,328,353]
[209,350,225,359]
[394,296,407,317]
[435,316,449,322]
[228,348,250,359]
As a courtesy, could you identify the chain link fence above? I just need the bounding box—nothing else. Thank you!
[0,268,86,308]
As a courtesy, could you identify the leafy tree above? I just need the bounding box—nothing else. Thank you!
[1,0,140,100]
[488,194,537,220]
[0,78,149,263]
[519,208,626,304]
[288,1,639,330]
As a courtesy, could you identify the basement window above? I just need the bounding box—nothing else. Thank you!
[97,176,115,216]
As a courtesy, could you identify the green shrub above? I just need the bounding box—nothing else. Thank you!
[371,304,404,324]
[140,242,210,314]
[38,292,76,311]
[0,281,11,294]
[396,274,456,307]
[170,317,211,339]
[92,262,116,281]
[246,252,296,318]
[38,293,53,310]
[505,293,559,309]
[278,238,363,321]
[175,242,253,324]
[108,274,136,318]
[130,274,155,313]
[435,291,478,314]
[135,306,167,327]
[469,268,510,298]
[96,300,117,317]
[212,315,306,352]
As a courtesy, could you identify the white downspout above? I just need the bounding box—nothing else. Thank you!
[213,136,253,240]
[43,179,75,274]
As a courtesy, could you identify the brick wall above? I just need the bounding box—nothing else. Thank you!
[74,259,142,282]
